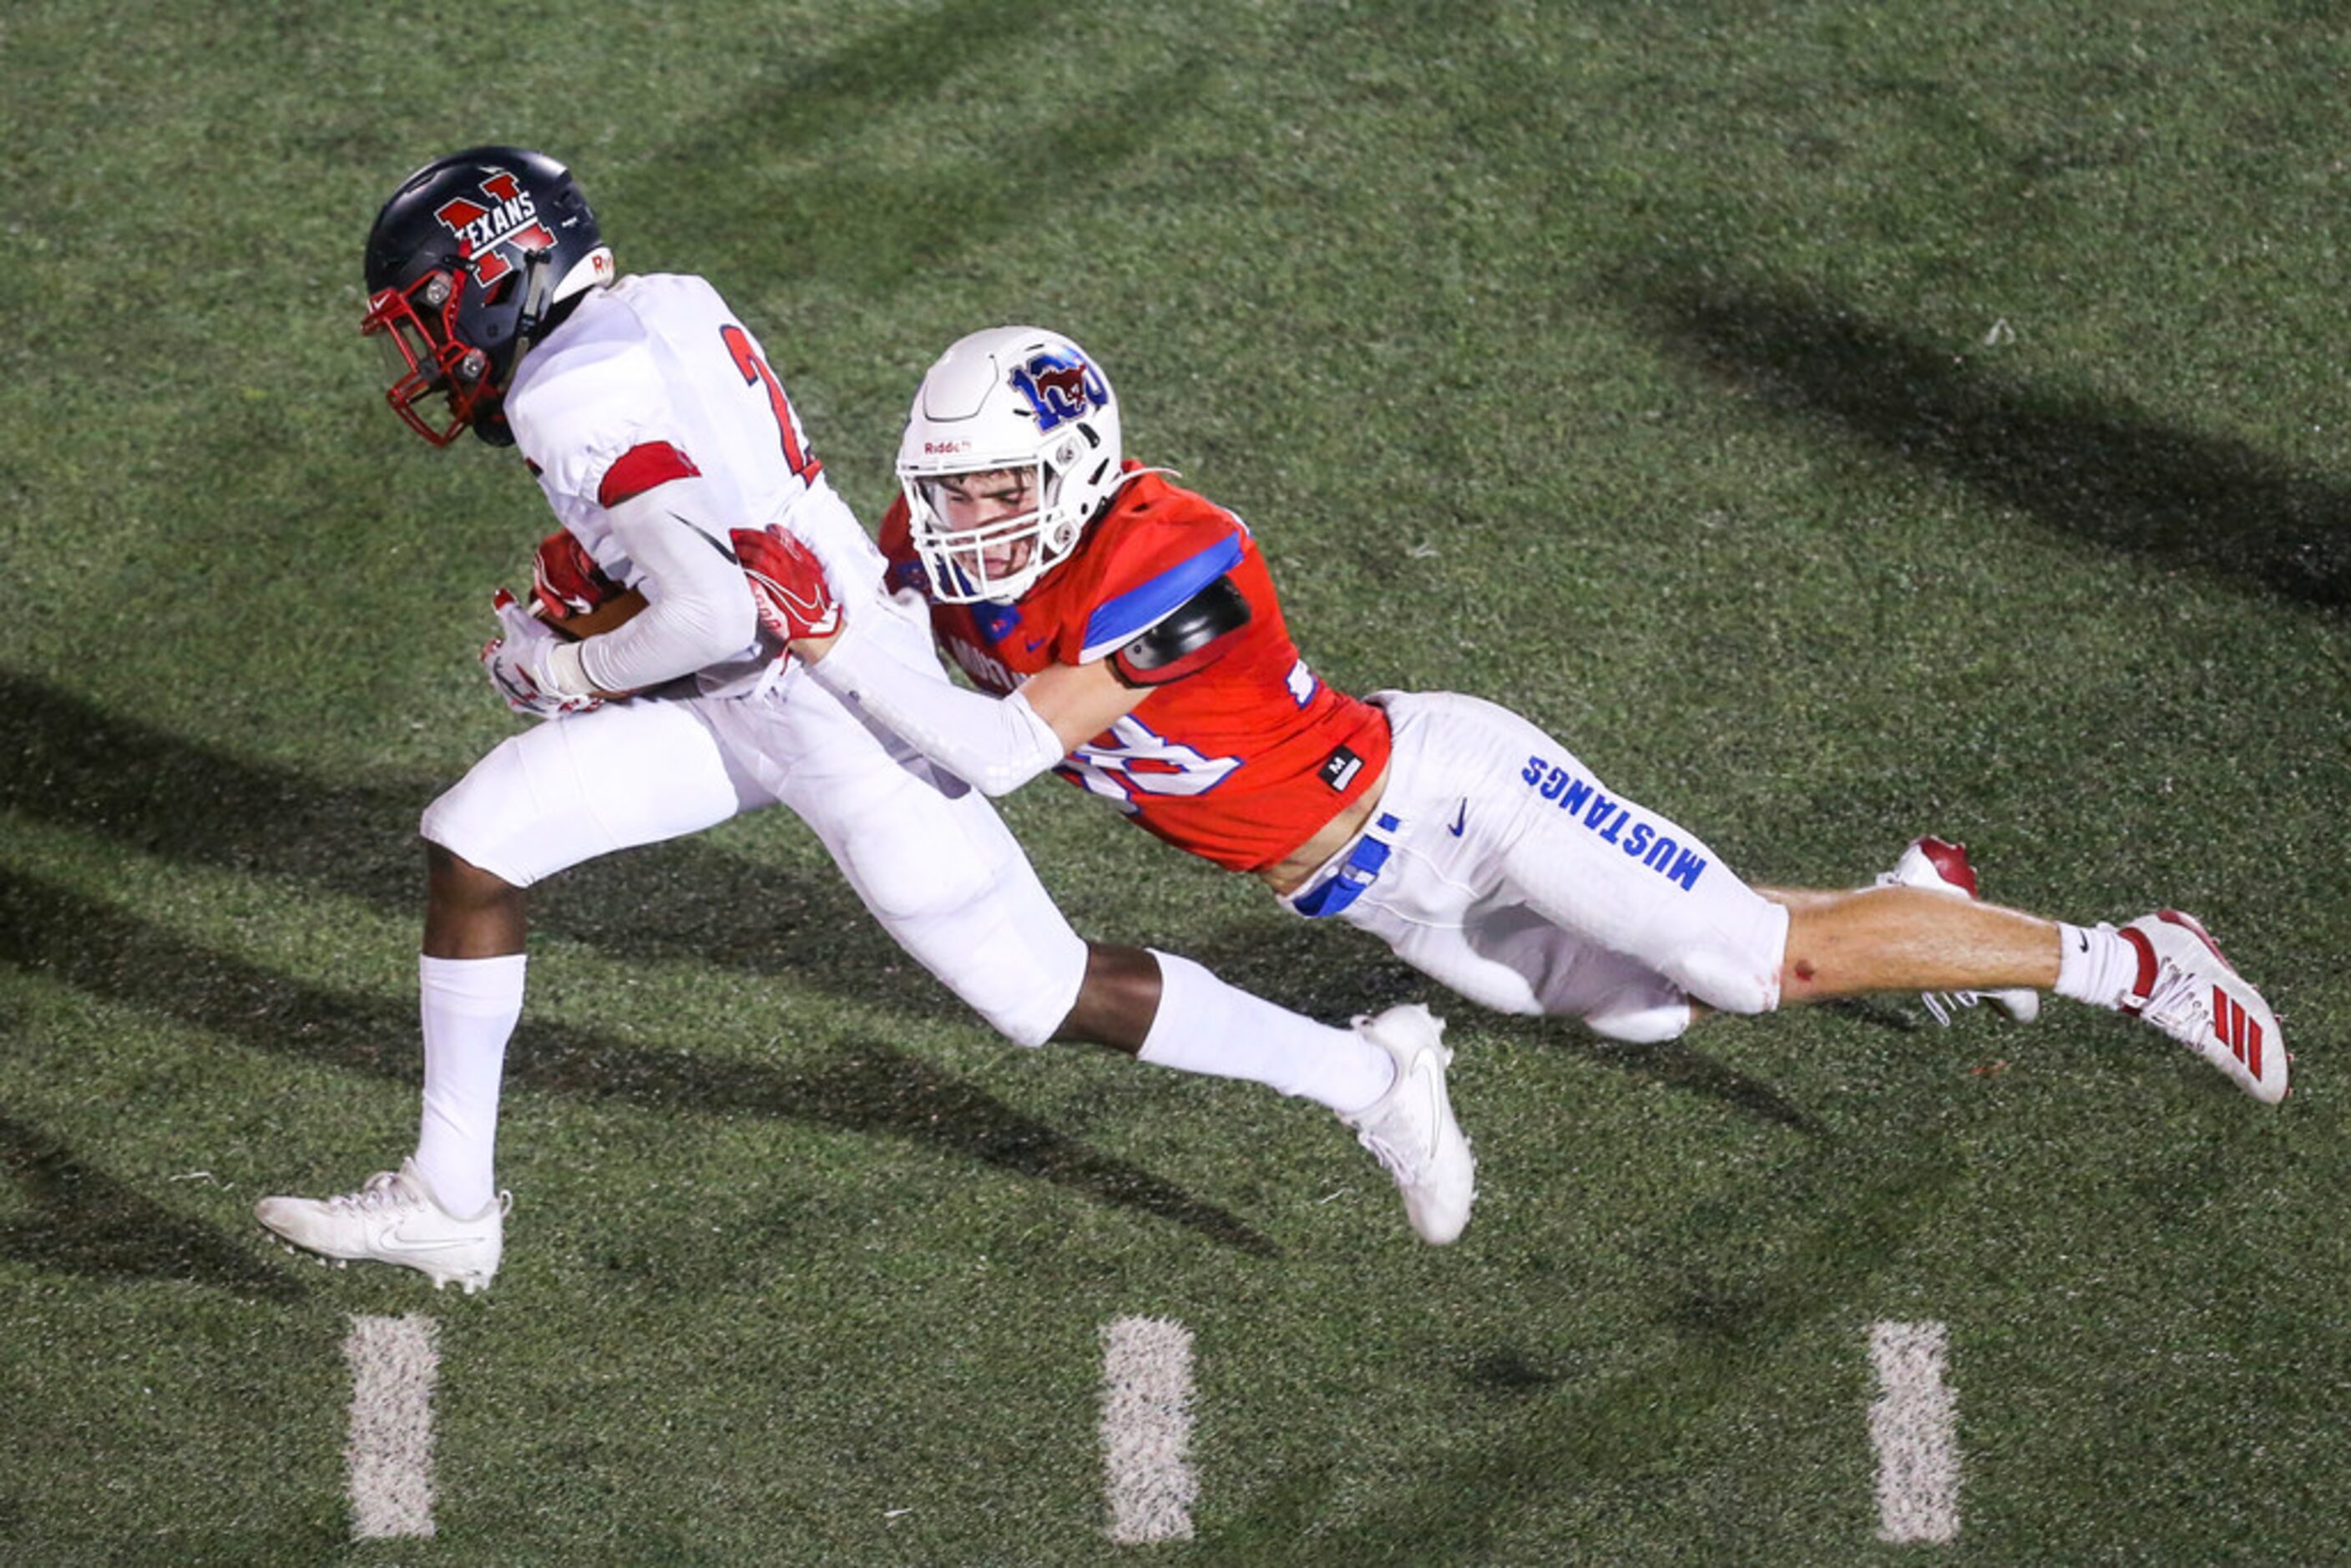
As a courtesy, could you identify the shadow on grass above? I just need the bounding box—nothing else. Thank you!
[1628,269,2350,613]
[1177,918,1831,1138]
[624,0,1209,299]
[1577,1034,1829,1136]
[0,668,968,1023]
[0,1114,301,1301]
[0,867,1277,1260]
[1201,1148,1964,1565]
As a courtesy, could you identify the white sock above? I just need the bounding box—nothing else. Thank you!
[1135,950,1396,1114]
[2054,923,2138,1009]
[412,953,525,1218]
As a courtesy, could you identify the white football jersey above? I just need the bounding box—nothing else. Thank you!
[503,273,887,697]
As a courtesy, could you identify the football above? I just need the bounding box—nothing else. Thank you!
[531,526,645,639]
[539,587,646,640]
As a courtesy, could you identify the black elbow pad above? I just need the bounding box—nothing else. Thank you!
[1110,574,1252,687]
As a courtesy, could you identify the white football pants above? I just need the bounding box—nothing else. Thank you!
[420,610,1087,1048]
[1284,690,1792,1042]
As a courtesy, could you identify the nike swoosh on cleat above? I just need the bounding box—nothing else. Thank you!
[371,1226,479,1255]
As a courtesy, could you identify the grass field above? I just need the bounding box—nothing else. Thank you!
[4,2,2348,1561]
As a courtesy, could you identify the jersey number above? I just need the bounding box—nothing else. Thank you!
[720,325,822,483]
[1061,715,1241,808]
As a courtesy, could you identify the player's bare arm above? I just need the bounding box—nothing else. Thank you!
[998,657,1140,749]
[795,617,1122,797]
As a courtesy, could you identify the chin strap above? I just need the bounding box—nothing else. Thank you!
[512,247,556,347]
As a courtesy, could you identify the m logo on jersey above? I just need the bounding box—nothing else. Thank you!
[1008,349,1110,432]
[433,171,556,287]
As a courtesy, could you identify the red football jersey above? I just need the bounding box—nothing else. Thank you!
[880,466,1392,873]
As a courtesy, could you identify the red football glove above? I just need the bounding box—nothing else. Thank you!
[530,529,629,622]
[731,525,842,643]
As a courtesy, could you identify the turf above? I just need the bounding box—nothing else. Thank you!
[3,1,2347,1561]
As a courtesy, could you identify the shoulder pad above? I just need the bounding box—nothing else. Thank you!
[1110,574,1251,688]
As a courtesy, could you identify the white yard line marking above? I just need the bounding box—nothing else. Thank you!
[344,1313,441,1540]
[1100,1315,1197,1545]
[1868,1320,1959,1544]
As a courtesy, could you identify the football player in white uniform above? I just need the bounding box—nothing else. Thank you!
[766,326,2290,1112]
[253,149,1473,1292]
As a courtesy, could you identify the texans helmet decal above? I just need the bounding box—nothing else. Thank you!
[432,170,558,286]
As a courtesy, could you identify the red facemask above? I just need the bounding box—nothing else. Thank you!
[359,267,499,446]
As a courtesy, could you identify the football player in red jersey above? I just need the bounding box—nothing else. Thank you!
[252,158,1479,1292]
[786,326,2288,1111]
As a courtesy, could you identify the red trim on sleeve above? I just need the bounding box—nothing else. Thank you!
[596,441,703,508]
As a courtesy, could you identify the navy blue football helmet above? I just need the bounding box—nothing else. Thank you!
[360,146,612,446]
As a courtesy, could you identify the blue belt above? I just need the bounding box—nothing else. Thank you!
[1291,812,1403,918]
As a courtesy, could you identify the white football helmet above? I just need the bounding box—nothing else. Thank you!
[896,326,1132,603]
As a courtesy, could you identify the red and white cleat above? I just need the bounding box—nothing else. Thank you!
[2118,911,2288,1104]
[1878,837,2042,1026]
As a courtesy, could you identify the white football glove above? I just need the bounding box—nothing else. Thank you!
[482,589,602,720]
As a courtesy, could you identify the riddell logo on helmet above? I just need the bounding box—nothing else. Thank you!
[925,440,972,454]
[433,172,555,286]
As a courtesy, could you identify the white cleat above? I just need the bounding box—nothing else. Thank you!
[1878,836,2042,1025]
[2117,910,2288,1104]
[1341,1004,1475,1245]
[254,1158,508,1293]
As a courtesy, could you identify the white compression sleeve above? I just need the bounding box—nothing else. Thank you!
[804,612,1067,796]
[549,480,758,695]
